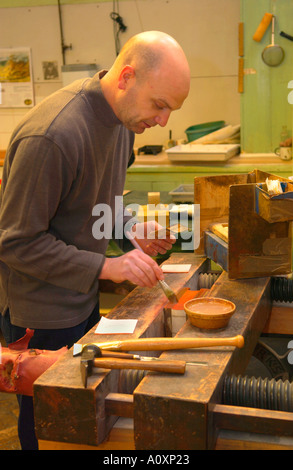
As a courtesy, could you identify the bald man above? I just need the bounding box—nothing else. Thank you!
[0,31,190,449]
[101,31,190,134]
[99,31,190,283]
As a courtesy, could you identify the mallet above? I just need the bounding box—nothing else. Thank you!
[80,344,187,388]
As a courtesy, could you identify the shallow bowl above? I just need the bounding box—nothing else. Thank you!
[184,297,236,330]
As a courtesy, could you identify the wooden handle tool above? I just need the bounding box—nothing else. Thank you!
[253,13,273,42]
[74,336,245,357]
[92,357,186,374]
[96,335,245,352]
[79,337,244,386]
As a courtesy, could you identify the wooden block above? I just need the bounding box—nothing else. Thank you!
[134,272,271,450]
[0,149,5,166]
[209,222,228,243]
[229,184,292,279]
[39,418,135,450]
[194,173,248,254]
[238,22,244,56]
[214,404,293,450]
[238,57,244,93]
[204,231,228,272]
[263,305,293,334]
[137,204,170,225]
[148,192,160,205]
[34,253,207,447]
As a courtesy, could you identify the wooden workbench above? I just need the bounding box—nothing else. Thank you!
[133,268,271,450]
[33,251,293,450]
[33,253,207,447]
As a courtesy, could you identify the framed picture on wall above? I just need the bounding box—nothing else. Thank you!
[0,47,34,108]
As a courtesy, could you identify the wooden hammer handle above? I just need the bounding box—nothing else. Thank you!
[98,335,244,351]
[93,357,186,374]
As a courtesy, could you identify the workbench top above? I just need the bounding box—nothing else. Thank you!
[33,252,272,449]
[126,151,293,192]
[131,150,293,171]
[134,268,271,449]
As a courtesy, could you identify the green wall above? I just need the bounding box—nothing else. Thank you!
[241,0,293,153]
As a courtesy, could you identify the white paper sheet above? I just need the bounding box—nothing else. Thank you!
[162,264,191,273]
[95,316,138,335]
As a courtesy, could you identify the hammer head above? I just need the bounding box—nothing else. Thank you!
[80,344,101,388]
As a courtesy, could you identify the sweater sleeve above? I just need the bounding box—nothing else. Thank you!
[0,137,104,294]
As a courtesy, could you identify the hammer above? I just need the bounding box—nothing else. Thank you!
[80,344,186,388]
[74,335,244,356]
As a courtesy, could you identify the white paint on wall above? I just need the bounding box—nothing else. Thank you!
[0,0,240,150]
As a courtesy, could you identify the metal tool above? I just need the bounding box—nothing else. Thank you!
[80,344,187,388]
[126,231,178,304]
[73,335,244,357]
[76,343,207,363]
[262,16,284,66]
[280,30,293,42]
[131,355,207,367]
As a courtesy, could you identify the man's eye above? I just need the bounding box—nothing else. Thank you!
[155,103,164,110]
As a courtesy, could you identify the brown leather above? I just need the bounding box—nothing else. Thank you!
[0,329,67,396]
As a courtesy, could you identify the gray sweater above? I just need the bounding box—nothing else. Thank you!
[0,71,135,329]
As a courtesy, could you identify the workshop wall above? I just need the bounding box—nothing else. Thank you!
[0,0,240,150]
[241,0,293,153]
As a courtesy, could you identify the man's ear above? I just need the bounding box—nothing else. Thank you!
[118,65,136,90]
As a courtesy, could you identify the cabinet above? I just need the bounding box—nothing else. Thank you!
[125,153,293,192]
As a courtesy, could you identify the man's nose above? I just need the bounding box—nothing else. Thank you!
[155,109,171,127]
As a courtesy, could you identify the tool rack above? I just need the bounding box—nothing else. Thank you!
[33,251,293,450]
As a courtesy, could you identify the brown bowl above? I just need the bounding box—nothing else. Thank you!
[184,297,236,330]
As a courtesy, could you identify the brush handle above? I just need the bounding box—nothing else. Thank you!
[126,231,143,251]
[98,335,245,351]
[158,279,169,291]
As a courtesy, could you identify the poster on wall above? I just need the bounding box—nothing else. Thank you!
[0,47,34,108]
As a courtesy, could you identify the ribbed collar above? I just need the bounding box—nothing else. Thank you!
[83,70,121,128]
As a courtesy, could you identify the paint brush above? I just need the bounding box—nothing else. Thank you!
[126,231,178,304]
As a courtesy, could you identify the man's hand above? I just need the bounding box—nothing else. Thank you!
[99,249,164,287]
[99,221,175,287]
[129,221,176,257]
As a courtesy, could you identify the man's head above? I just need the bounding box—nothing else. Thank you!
[101,31,190,134]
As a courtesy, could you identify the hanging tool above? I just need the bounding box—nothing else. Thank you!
[280,31,293,42]
[262,16,284,66]
[253,12,273,42]
[126,231,178,304]
[73,335,244,357]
